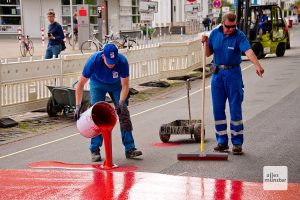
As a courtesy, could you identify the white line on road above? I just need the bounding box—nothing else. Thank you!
[177,172,188,176]
[0,64,254,159]
[0,133,78,159]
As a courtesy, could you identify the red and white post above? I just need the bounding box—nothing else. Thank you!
[41,27,45,46]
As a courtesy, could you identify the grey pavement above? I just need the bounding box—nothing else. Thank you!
[0,25,299,184]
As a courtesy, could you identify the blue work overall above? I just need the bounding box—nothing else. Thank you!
[208,26,251,146]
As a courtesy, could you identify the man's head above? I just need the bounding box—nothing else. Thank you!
[47,9,56,24]
[103,44,118,68]
[222,12,237,35]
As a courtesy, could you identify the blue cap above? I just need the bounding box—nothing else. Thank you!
[103,43,118,65]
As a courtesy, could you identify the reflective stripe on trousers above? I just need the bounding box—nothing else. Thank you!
[211,67,244,145]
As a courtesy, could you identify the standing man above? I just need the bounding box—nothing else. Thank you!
[202,16,211,31]
[201,13,264,155]
[75,44,142,162]
[45,9,65,59]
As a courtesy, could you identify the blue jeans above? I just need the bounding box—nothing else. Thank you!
[45,44,62,59]
[211,67,244,146]
[89,81,136,153]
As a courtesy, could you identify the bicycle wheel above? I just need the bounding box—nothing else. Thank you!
[110,41,123,49]
[68,33,78,46]
[68,33,72,46]
[128,40,138,49]
[80,41,98,54]
[20,42,27,57]
[28,40,34,56]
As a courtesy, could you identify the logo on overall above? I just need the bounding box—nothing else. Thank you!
[228,46,234,50]
[112,71,118,78]
[110,52,115,59]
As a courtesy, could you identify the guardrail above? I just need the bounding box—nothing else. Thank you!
[0,37,211,118]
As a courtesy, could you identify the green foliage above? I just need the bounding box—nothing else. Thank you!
[295,0,300,6]
[216,0,235,24]
[141,26,156,36]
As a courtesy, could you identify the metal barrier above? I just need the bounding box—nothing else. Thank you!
[0,37,211,118]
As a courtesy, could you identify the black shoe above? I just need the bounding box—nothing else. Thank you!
[125,148,142,159]
[232,145,243,155]
[91,149,101,162]
[213,144,229,152]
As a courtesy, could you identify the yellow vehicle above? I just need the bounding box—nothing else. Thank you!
[236,1,287,59]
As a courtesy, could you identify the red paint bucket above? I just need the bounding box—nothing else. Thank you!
[76,102,117,138]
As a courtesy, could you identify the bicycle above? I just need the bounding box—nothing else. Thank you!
[66,31,78,46]
[110,35,138,49]
[19,35,34,57]
[80,30,104,54]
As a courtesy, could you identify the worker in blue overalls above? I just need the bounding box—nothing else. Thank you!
[258,10,268,37]
[201,12,264,155]
[75,44,142,161]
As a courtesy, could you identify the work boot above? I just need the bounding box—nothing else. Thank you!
[91,149,101,162]
[125,148,142,159]
[232,145,243,155]
[213,144,229,152]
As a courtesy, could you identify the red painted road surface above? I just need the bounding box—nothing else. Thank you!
[0,164,299,199]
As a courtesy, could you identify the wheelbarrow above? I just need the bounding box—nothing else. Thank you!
[159,78,205,143]
[46,85,90,117]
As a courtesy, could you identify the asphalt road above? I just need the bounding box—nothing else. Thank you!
[0,26,299,184]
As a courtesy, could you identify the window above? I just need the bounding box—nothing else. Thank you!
[0,0,21,33]
[61,0,98,32]
[132,0,140,26]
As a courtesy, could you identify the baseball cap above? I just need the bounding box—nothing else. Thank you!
[103,44,118,65]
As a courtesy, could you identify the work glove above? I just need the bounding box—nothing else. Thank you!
[74,104,82,120]
[116,100,133,131]
[116,100,125,114]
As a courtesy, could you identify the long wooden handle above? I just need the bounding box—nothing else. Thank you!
[200,42,206,152]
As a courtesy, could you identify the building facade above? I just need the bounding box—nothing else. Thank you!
[0,0,204,38]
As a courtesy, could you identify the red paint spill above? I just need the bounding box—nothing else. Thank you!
[29,161,138,172]
[0,169,299,200]
[150,142,181,147]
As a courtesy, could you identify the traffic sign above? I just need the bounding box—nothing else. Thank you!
[212,8,221,14]
[139,1,158,13]
[187,0,196,3]
[213,0,222,9]
[184,3,200,12]
[141,13,154,21]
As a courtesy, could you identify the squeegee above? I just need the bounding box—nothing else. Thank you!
[177,41,228,161]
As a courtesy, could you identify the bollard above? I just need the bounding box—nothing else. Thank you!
[41,27,45,46]
[17,26,22,43]
[77,102,118,169]
[63,29,67,42]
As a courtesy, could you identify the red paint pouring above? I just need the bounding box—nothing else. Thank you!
[76,102,118,169]
[92,102,118,169]
[29,161,138,172]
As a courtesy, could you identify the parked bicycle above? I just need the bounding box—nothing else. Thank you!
[80,31,117,54]
[66,31,78,46]
[111,35,138,49]
[19,35,34,57]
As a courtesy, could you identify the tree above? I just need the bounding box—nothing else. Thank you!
[216,0,234,24]
[295,0,300,6]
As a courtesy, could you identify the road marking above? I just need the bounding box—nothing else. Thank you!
[177,172,188,176]
[0,64,254,159]
[0,133,78,159]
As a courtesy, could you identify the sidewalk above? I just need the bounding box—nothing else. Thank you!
[0,33,201,60]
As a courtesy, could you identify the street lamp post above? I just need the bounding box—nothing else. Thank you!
[70,0,74,50]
